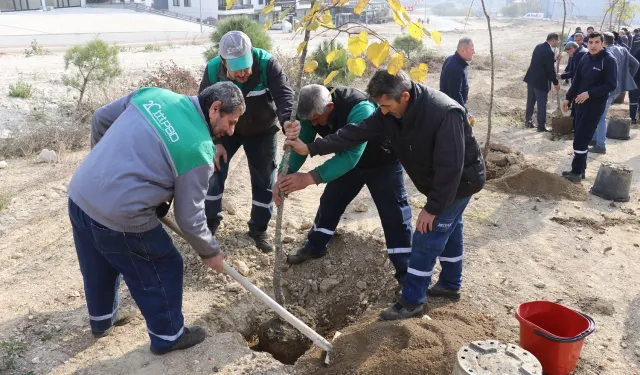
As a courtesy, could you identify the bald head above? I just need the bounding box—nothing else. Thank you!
[457,37,475,61]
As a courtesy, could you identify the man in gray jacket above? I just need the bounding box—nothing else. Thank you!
[68,82,244,355]
[591,32,639,153]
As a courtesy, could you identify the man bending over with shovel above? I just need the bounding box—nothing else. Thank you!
[274,84,413,288]
[67,82,244,354]
[284,70,485,320]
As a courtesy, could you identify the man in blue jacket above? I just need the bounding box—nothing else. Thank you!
[440,37,475,112]
[558,42,588,82]
[590,32,639,154]
[562,31,617,182]
[524,33,561,132]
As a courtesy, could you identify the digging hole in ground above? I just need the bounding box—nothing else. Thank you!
[245,231,399,365]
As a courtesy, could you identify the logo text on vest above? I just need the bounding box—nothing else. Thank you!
[143,101,179,143]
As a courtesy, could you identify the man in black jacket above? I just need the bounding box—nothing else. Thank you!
[562,31,617,182]
[198,31,296,253]
[284,70,486,320]
[558,42,588,82]
[440,37,475,112]
[524,32,561,131]
[275,84,412,287]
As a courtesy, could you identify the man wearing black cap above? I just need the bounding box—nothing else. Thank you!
[199,31,297,253]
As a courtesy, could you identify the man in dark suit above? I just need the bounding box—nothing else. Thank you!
[524,32,561,132]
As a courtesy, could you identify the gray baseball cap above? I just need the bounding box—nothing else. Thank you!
[219,31,253,72]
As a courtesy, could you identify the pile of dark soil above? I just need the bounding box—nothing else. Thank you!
[488,167,588,201]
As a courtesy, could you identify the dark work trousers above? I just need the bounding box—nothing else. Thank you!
[526,84,549,130]
[571,99,608,174]
[304,161,413,283]
[630,88,640,120]
[68,199,185,352]
[205,132,277,233]
[401,197,471,305]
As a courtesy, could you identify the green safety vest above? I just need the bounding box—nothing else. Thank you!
[131,87,214,176]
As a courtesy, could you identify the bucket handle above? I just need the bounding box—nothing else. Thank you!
[533,312,595,343]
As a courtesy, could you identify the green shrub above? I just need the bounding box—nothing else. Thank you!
[62,39,121,106]
[142,44,163,52]
[392,35,424,60]
[24,39,50,57]
[204,16,272,61]
[310,40,354,85]
[8,81,32,98]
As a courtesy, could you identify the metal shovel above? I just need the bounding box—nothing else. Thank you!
[158,217,335,358]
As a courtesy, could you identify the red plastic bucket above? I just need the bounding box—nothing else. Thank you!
[515,301,595,375]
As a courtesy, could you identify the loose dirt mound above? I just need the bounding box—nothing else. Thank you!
[280,231,398,335]
[488,167,588,201]
[294,308,499,375]
[484,143,527,180]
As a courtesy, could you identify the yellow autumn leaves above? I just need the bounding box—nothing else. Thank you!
[261,0,440,85]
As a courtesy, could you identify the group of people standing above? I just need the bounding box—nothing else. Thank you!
[65,28,486,355]
[524,26,639,183]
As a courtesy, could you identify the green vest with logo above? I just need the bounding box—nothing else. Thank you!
[131,87,214,176]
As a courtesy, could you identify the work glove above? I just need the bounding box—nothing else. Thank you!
[156,199,173,218]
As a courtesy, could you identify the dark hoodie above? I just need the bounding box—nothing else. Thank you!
[566,47,617,105]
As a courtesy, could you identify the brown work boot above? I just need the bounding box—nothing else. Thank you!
[92,308,136,338]
[150,326,206,355]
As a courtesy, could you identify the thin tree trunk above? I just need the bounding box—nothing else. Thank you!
[618,0,627,30]
[272,0,316,305]
[480,0,494,157]
[601,8,610,31]
[554,0,566,111]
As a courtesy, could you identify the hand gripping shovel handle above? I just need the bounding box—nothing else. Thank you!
[158,216,333,353]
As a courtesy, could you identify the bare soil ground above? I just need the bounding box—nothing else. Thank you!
[1,18,640,375]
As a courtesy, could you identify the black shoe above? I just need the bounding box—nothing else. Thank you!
[248,230,273,253]
[588,146,606,154]
[286,247,327,265]
[588,140,596,146]
[380,301,425,320]
[427,283,461,300]
[525,120,535,129]
[150,326,206,355]
[562,170,585,179]
[537,127,549,132]
[92,309,136,338]
[563,172,584,183]
[632,119,637,125]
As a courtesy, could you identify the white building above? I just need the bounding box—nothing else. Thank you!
[166,0,311,22]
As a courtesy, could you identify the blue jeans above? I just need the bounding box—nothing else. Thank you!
[592,96,613,149]
[205,132,277,232]
[305,162,413,283]
[68,198,185,352]
[400,197,471,305]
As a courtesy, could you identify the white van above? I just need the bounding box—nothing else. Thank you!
[522,13,544,20]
